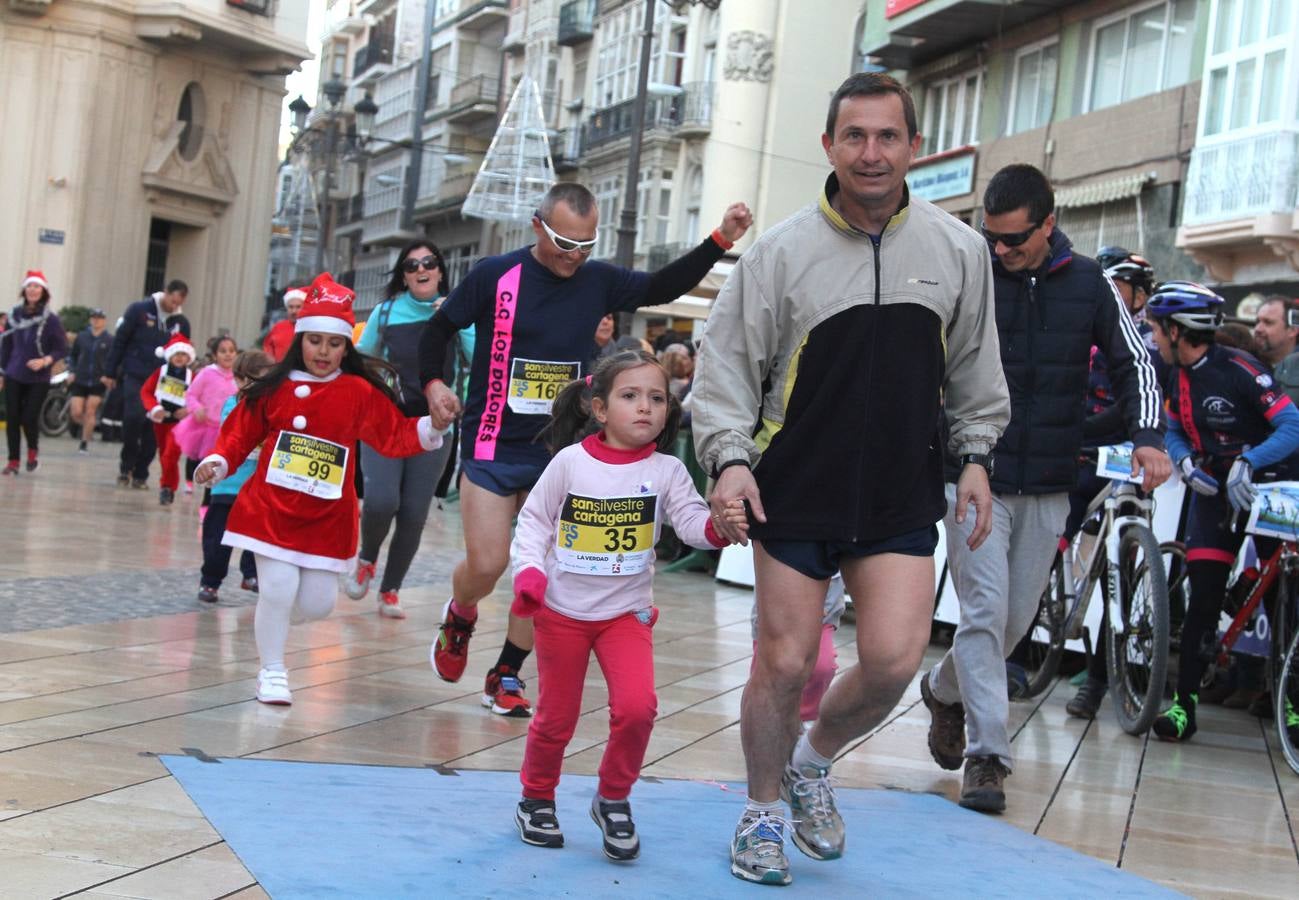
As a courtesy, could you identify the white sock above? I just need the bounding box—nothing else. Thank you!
[790,731,833,773]
[744,797,783,817]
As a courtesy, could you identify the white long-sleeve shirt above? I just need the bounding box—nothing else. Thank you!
[511,433,721,621]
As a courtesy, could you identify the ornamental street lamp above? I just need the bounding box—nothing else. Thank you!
[289,80,377,273]
[614,0,724,271]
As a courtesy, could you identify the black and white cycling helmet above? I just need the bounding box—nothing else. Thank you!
[1096,245,1133,271]
[1145,280,1224,332]
[1104,252,1155,295]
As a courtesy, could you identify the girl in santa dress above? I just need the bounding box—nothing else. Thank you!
[195,273,442,706]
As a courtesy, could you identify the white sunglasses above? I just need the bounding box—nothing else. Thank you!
[535,213,597,254]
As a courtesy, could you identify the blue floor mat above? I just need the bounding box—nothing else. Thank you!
[161,756,1180,899]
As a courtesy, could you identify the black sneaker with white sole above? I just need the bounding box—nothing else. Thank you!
[516,798,564,848]
[590,795,639,860]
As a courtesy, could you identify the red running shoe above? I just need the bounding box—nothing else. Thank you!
[482,665,533,717]
[430,598,475,682]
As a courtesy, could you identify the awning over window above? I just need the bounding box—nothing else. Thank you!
[1055,171,1154,209]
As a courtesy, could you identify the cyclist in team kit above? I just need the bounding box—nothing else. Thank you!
[1145,281,1299,741]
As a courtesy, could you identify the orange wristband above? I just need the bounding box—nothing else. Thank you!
[711,228,734,251]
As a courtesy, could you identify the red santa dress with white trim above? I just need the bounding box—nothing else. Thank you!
[209,370,440,572]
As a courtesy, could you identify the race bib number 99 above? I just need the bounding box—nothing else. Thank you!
[265,431,348,500]
[507,358,580,415]
[555,492,658,576]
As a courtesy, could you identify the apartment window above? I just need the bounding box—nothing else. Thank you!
[1008,40,1058,134]
[1201,0,1293,137]
[1056,198,1143,260]
[636,169,673,252]
[594,1,682,108]
[435,0,458,20]
[921,68,982,156]
[442,243,479,289]
[594,176,621,259]
[1086,0,1196,112]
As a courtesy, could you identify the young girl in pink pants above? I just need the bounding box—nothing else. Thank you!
[509,350,747,861]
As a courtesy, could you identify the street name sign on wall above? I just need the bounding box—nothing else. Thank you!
[38,229,65,245]
[907,148,976,203]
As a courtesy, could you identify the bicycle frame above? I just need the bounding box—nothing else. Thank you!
[1066,480,1154,640]
[1216,540,1299,668]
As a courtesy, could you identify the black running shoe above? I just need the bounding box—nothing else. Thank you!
[590,795,639,860]
[516,798,564,848]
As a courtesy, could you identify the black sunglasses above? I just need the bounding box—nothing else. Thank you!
[980,220,1045,248]
[402,255,441,273]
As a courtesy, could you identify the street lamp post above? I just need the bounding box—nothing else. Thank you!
[289,80,378,275]
[613,0,722,272]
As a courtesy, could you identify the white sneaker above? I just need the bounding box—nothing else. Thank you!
[256,668,292,705]
[343,559,376,600]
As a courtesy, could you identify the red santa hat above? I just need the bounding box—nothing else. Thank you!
[155,332,196,362]
[283,286,308,307]
[21,270,49,291]
[295,272,356,339]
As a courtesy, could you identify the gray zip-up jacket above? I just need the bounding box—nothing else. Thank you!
[691,175,1010,542]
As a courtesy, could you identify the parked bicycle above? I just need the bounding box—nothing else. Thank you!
[1019,445,1171,735]
[38,368,71,437]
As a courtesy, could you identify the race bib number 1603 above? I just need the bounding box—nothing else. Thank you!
[555,492,657,576]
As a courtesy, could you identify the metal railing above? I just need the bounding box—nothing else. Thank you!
[353,33,393,78]
[1182,129,1299,226]
[449,74,500,109]
[647,242,687,271]
[678,82,713,131]
[585,96,684,149]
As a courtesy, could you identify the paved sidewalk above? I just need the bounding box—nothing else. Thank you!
[0,438,1296,898]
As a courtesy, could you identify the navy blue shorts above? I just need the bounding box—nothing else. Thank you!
[760,524,939,581]
[460,458,547,497]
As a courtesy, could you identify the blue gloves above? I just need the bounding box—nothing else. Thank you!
[1179,457,1219,497]
[1226,458,1257,512]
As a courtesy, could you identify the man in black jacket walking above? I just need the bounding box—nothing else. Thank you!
[102,280,190,487]
[920,165,1170,814]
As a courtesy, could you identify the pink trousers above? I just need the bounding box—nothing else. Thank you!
[520,605,657,801]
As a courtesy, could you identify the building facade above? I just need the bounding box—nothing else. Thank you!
[1177,0,1299,304]
[310,0,865,329]
[0,0,311,345]
[864,0,1211,291]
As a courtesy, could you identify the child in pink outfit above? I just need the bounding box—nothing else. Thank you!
[509,350,746,862]
[173,336,239,462]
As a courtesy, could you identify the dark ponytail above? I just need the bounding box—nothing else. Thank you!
[539,350,680,455]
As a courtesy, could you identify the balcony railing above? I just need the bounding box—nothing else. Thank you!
[585,96,684,150]
[558,0,596,46]
[677,82,713,134]
[1183,129,1299,227]
[450,74,500,109]
[353,34,393,79]
[647,242,687,271]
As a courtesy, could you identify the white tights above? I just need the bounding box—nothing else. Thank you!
[254,554,338,671]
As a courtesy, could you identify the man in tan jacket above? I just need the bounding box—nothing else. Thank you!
[692,72,1009,887]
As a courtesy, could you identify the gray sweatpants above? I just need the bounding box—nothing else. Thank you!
[928,483,1068,769]
[358,438,454,593]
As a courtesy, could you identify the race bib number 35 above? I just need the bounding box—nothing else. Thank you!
[507,358,580,415]
[555,492,657,576]
[265,431,348,500]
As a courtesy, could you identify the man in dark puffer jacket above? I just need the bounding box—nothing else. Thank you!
[920,164,1170,814]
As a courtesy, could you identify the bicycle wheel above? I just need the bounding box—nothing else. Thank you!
[39,387,70,437]
[1274,575,1299,776]
[1106,525,1170,735]
[1020,550,1067,698]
